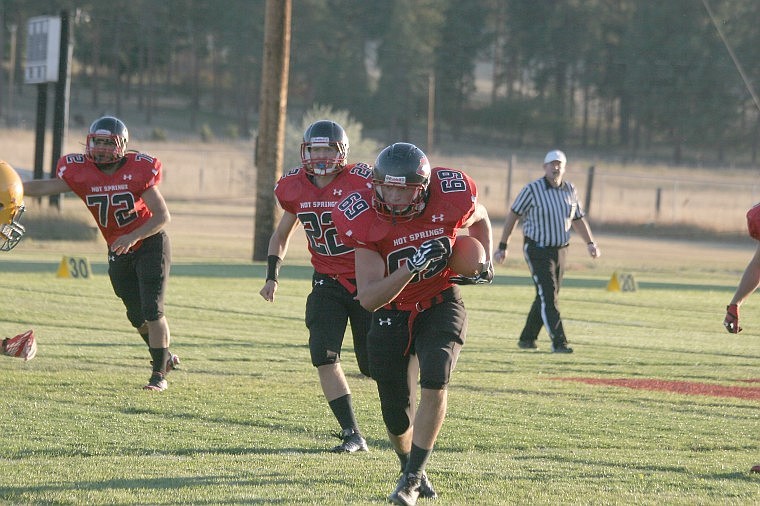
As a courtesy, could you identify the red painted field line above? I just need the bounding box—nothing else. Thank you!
[553,377,760,400]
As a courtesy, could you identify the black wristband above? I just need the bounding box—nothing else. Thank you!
[266,255,282,282]
[498,242,507,251]
[587,241,595,246]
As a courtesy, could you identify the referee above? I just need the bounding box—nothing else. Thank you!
[493,149,600,353]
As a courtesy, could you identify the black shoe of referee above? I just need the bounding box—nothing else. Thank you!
[551,341,573,353]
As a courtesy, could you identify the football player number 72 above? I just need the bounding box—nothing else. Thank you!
[86,193,138,228]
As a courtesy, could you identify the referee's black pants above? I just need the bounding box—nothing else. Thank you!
[519,240,569,346]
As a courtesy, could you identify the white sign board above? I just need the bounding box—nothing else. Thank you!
[24,16,61,84]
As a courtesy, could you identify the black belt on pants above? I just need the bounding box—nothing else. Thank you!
[384,286,458,312]
[313,271,357,295]
[524,237,568,249]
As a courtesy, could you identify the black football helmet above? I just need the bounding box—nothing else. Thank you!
[85,116,129,164]
[372,143,431,221]
[300,120,349,176]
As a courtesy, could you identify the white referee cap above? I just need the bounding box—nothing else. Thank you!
[543,150,567,165]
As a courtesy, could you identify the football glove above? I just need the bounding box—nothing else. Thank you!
[450,260,494,285]
[2,330,37,361]
[723,304,742,333]
[407,239,446,274]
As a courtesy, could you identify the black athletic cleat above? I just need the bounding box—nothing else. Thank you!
[143,372,168,391]
[419,471,438,499]
[518,340,538,349]
[388,472,421,506]
[551,342,573,353]
[331,428,368,453]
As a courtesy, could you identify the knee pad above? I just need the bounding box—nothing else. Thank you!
[141,306,162,323]
[376,380,411,435]
[311,346,339,368]
[419,378,448,390]
[357,361,371,378]
[126,308,145,329]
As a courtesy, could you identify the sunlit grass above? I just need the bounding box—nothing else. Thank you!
[0,250,757,505]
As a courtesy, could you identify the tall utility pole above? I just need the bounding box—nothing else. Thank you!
[49,9,71,209]
[426,72,435,153]
[252,0,291,261]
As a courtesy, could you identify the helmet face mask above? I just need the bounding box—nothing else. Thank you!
[372,181,427,222]
[300,120,349,176]
[0,161,26,251]
[85,116,129,165]
[0,205,25,251]
[371,143,431,222]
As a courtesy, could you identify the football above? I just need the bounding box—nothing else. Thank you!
[448,235,486,277]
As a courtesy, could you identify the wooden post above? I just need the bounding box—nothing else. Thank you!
[7,24,16,122]
[33,83,47,196]
[427,72,435,153]
[655,187,662,220]
[506,154,514,209]
[252,0,291,262]
[584,165,595,216]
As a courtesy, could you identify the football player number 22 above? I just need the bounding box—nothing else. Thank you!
[298,211,352,256]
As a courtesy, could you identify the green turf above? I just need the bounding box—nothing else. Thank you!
[0,253,758,505]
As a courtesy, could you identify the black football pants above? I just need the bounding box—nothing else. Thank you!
[519,241,568,346]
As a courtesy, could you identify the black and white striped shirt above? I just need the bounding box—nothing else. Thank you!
[511,177,584,247]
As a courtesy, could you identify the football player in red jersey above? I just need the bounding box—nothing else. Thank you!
[332,142,493,505]
[259,120,374,453]
[723,203,760,474]
[23,116,178,392]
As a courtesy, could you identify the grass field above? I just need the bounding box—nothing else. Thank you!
[1,201,759,504]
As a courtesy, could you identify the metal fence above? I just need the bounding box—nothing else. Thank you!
[143,145,257,202]
[117,144,760,236]
[449,155,759,235]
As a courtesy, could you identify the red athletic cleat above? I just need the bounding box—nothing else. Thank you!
[2,330,37,361]
[166,353,180,372]
[143,372,168,392]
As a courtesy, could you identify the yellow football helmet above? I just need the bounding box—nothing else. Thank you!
[0,160,25,251]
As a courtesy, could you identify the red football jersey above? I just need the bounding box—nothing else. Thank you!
[274,163,373,276]
[747,203,760,241]
[56,152,162,248]
[333,167,478,306]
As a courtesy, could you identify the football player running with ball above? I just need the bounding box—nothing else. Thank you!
[332,143,493,505]
[23,116,178,391]
[259,120,373,453]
